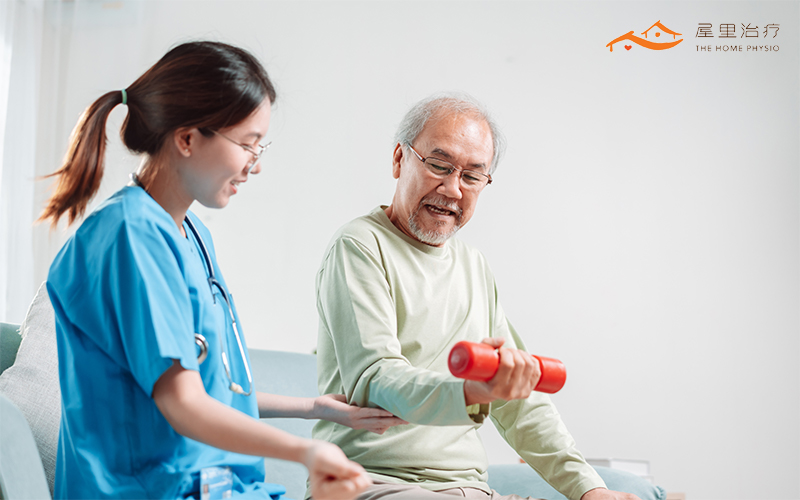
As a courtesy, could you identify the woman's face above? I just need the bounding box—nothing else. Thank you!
[183,102,272,209]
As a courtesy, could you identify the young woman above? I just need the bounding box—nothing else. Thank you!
[40,41,404,500]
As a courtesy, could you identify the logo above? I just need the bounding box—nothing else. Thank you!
[606,20,683,52]
[694,23,780,53]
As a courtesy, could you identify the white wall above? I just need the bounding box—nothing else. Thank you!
[17,2,800,499]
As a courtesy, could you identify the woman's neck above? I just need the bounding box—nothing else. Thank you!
[135,159,193,235]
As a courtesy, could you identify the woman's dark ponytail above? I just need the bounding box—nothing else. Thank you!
[39,91,123,227]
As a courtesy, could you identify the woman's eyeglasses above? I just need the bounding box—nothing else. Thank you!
[214,131,272,174]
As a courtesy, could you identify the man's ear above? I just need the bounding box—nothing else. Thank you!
[172,127,197,157]
[392,143,404,179]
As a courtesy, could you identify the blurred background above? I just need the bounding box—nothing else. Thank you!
[1,1,797,499]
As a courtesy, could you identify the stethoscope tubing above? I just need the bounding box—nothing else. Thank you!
[184,215,254,396]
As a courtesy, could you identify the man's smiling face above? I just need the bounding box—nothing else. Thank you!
[388,110,494,246]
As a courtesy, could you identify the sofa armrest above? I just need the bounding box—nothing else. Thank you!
[0,394,52,499]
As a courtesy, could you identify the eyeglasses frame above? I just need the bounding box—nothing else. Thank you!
[405,143,492,189]
[214,130,272,174]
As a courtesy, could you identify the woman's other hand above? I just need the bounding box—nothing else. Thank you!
[304,441,372,500]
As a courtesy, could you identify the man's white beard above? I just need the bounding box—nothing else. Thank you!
[408,196,463,245]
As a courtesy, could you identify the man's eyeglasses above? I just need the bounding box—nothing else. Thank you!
[406,144,492,190]
[214,131,272,174]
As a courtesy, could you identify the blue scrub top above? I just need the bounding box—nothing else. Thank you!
[47,186,285,499]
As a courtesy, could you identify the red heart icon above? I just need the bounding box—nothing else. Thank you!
[625,45,632,50]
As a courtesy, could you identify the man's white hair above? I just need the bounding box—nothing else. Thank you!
[394,91,506,174]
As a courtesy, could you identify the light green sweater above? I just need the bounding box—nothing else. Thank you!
[313,207,605,500]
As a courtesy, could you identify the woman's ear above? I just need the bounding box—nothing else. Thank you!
[172,127,197,157]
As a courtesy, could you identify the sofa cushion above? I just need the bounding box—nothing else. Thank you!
[250,349,319,500]
[487,463,666,500]
[0,282,59,495]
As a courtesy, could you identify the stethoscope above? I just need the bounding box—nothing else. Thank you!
[129,173,253,396]
[184,216,254,396]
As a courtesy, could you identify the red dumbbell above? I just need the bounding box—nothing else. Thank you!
[448,340,567,394]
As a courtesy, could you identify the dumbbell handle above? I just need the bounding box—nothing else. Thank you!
[448,341,567,394]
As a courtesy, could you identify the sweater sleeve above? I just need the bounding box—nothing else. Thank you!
[489,320,607,500]
[316,235,478,426]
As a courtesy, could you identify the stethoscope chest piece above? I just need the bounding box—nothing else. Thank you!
[195,333,209,364]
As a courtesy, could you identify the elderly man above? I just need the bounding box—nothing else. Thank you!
[313,93,639,500]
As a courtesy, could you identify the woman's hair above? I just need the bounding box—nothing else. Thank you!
[40,41,276,227]
[394,91,505,174]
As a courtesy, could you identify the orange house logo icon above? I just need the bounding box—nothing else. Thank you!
[606,21,683,51]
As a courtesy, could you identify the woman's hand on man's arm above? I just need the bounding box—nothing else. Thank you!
[312,393,408,434]
[256,392,407,434]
